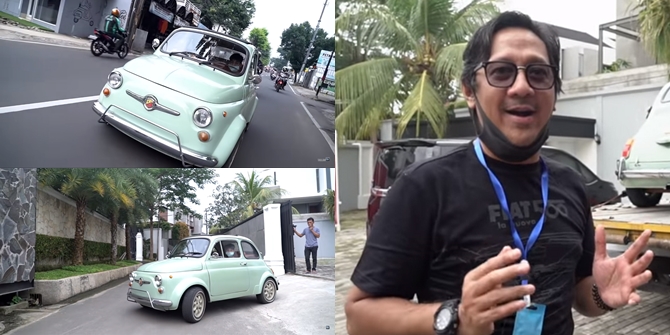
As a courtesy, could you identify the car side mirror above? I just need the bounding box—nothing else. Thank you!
[152,38,160,50]
[252,74,262,85]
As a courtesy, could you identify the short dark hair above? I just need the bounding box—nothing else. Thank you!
[230,53,244,62]
[460,11,562,95]
[307,217,314,223]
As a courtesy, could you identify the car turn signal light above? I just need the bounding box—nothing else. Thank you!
[622,139,634,158]
[103,88,110,96]
[198,131,210,142]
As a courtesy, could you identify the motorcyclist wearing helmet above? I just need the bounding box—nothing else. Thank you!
[104,8,126,52]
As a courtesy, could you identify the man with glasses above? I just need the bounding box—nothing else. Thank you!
[344,11,654,335]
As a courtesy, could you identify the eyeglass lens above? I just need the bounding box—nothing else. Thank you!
[485,62,555,90]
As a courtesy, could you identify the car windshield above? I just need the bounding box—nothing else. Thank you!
[160,30,248,77]
[169,238,210,258]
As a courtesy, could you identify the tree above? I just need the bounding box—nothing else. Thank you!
[205,183,247,229]
[118,169,158,260]
[173,221,191,240]
[38,169,110,265]
[232,171,288,217]
[634,0,670,70]
[92,169,137,265]
[193,0,256,37]
[248,27,271,65]
[322,189,335,221]
[146,169,217,260]
[278,22,335,80]
[270,56,288,69]
[335,0,500,141]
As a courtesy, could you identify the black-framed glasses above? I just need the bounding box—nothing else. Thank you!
[475,61,557,90]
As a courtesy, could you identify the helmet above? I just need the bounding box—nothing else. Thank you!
[111,8,120,17]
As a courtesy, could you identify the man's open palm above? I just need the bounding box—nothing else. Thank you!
[592,225,654,308]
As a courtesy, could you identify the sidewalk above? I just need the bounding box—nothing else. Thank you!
[291,83,336,106]
[0,21,148,55]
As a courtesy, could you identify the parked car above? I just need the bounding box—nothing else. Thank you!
[93,27,263,168]
[127,235,278,323]
[366,138,620,235]
[615,82,670,207]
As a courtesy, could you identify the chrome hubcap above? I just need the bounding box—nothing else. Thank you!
[264,281,275,301]
[192,291,205,319]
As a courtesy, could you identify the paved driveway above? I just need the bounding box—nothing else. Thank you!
[335,210,670,335]
[6,274,334,335]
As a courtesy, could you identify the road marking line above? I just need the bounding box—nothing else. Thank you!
[289,84,298,95]
[300,101,335,155]
[0,95,98,115]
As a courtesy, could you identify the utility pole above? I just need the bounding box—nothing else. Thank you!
[297,0,328,84]
[316,50,333,97]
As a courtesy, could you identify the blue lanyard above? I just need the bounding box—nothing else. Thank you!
[473,138,549,286]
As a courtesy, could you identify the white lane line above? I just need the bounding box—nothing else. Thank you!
[300,101,335,155]
[0,37,90,50]
[289,84,298,95]
[0,95,98,115]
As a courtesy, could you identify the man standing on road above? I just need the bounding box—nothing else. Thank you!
[294,217,321,273]
[104,8,126,52]
[344,11,655,335]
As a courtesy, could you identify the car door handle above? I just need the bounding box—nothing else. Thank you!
[240,262,247,266]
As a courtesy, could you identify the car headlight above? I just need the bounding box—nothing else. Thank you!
[130,272,137,281]
[108,71,123,89]
[193,108,213,128]
[154,275,162,285]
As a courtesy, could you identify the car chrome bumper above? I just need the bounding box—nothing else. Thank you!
[616,158,670,180]
[127,288,172,310]
[93,101,218,168]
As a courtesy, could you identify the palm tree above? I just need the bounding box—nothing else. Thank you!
[38,169,110,265]
[120,169,158,260]
[634,0,670,68]
[322,189,336,221]
[335,0,500,140]
[94,169,137,265]
[232,171,298,217]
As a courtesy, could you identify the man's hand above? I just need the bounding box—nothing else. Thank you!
[458,246,535,335]
[593,225,654,308]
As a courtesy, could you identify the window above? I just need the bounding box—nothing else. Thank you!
[220,240,241,258]
[211,241,223,258]
[578,53,584,77]
[34,0,60,24]
[541,148,598,184]
[241,241,260,259]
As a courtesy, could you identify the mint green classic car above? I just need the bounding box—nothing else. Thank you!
[127,235,278,323]
[93,27,263,168]
[615,82,670,207]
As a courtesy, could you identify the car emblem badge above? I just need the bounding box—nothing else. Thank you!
[143,95,157,111]
[138,278,144,286]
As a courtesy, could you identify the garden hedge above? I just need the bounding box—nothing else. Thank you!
[35,234,127,271]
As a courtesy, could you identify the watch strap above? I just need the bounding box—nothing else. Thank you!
[434,299,460,335]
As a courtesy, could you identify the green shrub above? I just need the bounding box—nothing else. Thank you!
[35,234,126,271]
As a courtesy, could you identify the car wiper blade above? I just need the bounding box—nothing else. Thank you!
[168,51,190,58]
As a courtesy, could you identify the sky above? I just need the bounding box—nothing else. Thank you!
[484,0,617,40]
[187,168,335,215]
[243,0,336,58]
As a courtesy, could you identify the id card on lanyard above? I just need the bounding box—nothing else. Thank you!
[473,138,549,335]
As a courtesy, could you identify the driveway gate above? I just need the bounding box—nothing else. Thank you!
[280,201,296,274]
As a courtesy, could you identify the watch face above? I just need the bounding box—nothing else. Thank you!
[435,308,452,330]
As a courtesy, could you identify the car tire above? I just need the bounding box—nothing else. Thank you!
[181,287,207,323]
[626,188,663,208]
[256,278,277,304]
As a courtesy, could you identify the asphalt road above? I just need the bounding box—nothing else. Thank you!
[0,39,335,168]
[7,274,335,335]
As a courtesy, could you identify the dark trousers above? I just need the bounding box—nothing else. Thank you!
[110,33,124,50]
[304,246,318,271]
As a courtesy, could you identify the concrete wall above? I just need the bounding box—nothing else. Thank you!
[57,0,107,38]
[0,0,22,16]
[37,186,125,246]
[0,169,37,285]
[337,142,374,212]
[222,213,266,255]
[292,213,335,258]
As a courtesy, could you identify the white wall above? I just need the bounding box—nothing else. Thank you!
[262,204,285,276]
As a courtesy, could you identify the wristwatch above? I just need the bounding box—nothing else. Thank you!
[433,299,460,335]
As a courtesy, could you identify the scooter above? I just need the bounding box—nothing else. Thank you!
[90,29,129,59]
[275,78,284,92]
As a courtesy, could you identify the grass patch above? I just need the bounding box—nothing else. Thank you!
[0,12,53,31]
[35,260,139,280]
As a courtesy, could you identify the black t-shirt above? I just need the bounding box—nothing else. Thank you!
[351,142,595,335]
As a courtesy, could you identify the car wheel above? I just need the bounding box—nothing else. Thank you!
[626,188,663,208]
[181,287,207,323]
[256,278,276,304]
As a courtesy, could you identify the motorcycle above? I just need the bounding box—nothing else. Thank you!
[90,29,129,59]
[275,78,284,92]
[270,73,276,80]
